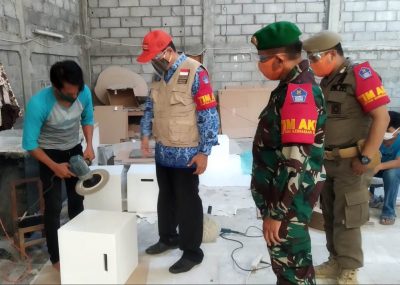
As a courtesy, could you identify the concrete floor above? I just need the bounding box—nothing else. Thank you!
[1,189,396,285]
[1,137,400,284]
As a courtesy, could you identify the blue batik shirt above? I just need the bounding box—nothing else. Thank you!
[140,54,219,168]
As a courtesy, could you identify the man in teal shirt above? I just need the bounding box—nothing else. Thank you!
[22,60,94,270]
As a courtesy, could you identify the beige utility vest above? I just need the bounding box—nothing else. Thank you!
[321,60,372,149]
[151,57,202,147]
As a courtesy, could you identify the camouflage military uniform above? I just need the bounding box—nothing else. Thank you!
[251,60,326,284]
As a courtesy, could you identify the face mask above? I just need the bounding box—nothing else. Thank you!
[56,90,77,103]
[258,58,282,81]
[151,59,169,77]
[310,54,336,77]
[151,50,172,77]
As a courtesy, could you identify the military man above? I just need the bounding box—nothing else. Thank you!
[303,31,390,284]
[251,22,326,284]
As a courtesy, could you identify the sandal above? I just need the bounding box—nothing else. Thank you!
[380,217,395,225]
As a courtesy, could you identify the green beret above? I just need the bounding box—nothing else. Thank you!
[303,31,342,53]
[251,21,302,50]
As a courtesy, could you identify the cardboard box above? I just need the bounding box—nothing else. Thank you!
[218,85,276,138]
[106,87,139,107]
[128,124,140,138]
[94,106,128,144]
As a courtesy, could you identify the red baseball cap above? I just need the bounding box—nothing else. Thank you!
[137,30,173,63]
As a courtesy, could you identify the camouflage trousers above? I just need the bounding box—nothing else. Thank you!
[268,216,315,285]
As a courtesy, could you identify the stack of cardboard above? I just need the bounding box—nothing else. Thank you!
[94,66,149,142]
[106,85,140,108]
[94,106,128,144]
[217,84,277,138]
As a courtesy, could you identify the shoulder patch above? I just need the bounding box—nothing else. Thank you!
[358,66,372,79]
[194,69,216,111]
[291,87,308,103]
[353,61,390,112]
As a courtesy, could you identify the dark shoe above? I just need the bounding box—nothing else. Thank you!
[145,241,178,255]
[169,257,202,274]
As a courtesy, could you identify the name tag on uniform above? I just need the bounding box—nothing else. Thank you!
[177,69,190,84]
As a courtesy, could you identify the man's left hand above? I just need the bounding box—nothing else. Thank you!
[373,163,383,175]
[83,145,95,163]
[351,157,368,175]
[188,153,208,175]
[263,217,283,247]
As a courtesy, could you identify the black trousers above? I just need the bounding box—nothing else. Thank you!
[156,164,203,262]
[39,144,84,264]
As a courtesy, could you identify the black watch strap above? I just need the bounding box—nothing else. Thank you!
[358,154,371,165]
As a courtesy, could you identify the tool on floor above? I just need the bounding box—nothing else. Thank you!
[69,155,110,196]
[203,206,221,243]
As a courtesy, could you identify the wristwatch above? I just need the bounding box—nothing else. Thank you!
[358,154,371,165]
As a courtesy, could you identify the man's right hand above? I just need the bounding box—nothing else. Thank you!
[51,162,75,179]
[141,136,151,157]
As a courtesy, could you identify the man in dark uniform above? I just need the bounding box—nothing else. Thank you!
[251,22,326,284]
[303,31,390,284]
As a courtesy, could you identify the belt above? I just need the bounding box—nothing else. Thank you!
[324,146,359,160]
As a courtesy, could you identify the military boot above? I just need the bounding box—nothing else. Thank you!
[337,269,358,285]
[315,258,340,278]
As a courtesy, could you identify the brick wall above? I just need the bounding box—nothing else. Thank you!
[0,0,82,110]
[87,0,400,109]
[89,0,330,90]
[89,0,204,83]
[0,1,24,108]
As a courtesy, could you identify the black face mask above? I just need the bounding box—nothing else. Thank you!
[55,89,77,103]
[151,58,170,77]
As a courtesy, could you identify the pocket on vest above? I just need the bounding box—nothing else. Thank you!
[169,120,196,145]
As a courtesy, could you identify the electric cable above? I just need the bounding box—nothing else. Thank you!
[19,175,56,222]
[220,226,271,273]
[0,217,32,284]
[0,174,57,283]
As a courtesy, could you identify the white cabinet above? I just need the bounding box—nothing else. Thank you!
[83,165,124,212]
[58,209,138,284]
[127,164,159,213]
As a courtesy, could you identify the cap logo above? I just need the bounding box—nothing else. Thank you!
[251,36,258,48]
[359,67,372,79]
[142,44,149,51]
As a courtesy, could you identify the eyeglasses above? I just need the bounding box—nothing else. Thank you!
[153,48,169,61]
[307,50,331,63]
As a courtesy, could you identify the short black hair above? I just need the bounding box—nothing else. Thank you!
[284,40,303,59]
[332,43,344,56]
[388,111,400,129]
[50,60,84,91]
